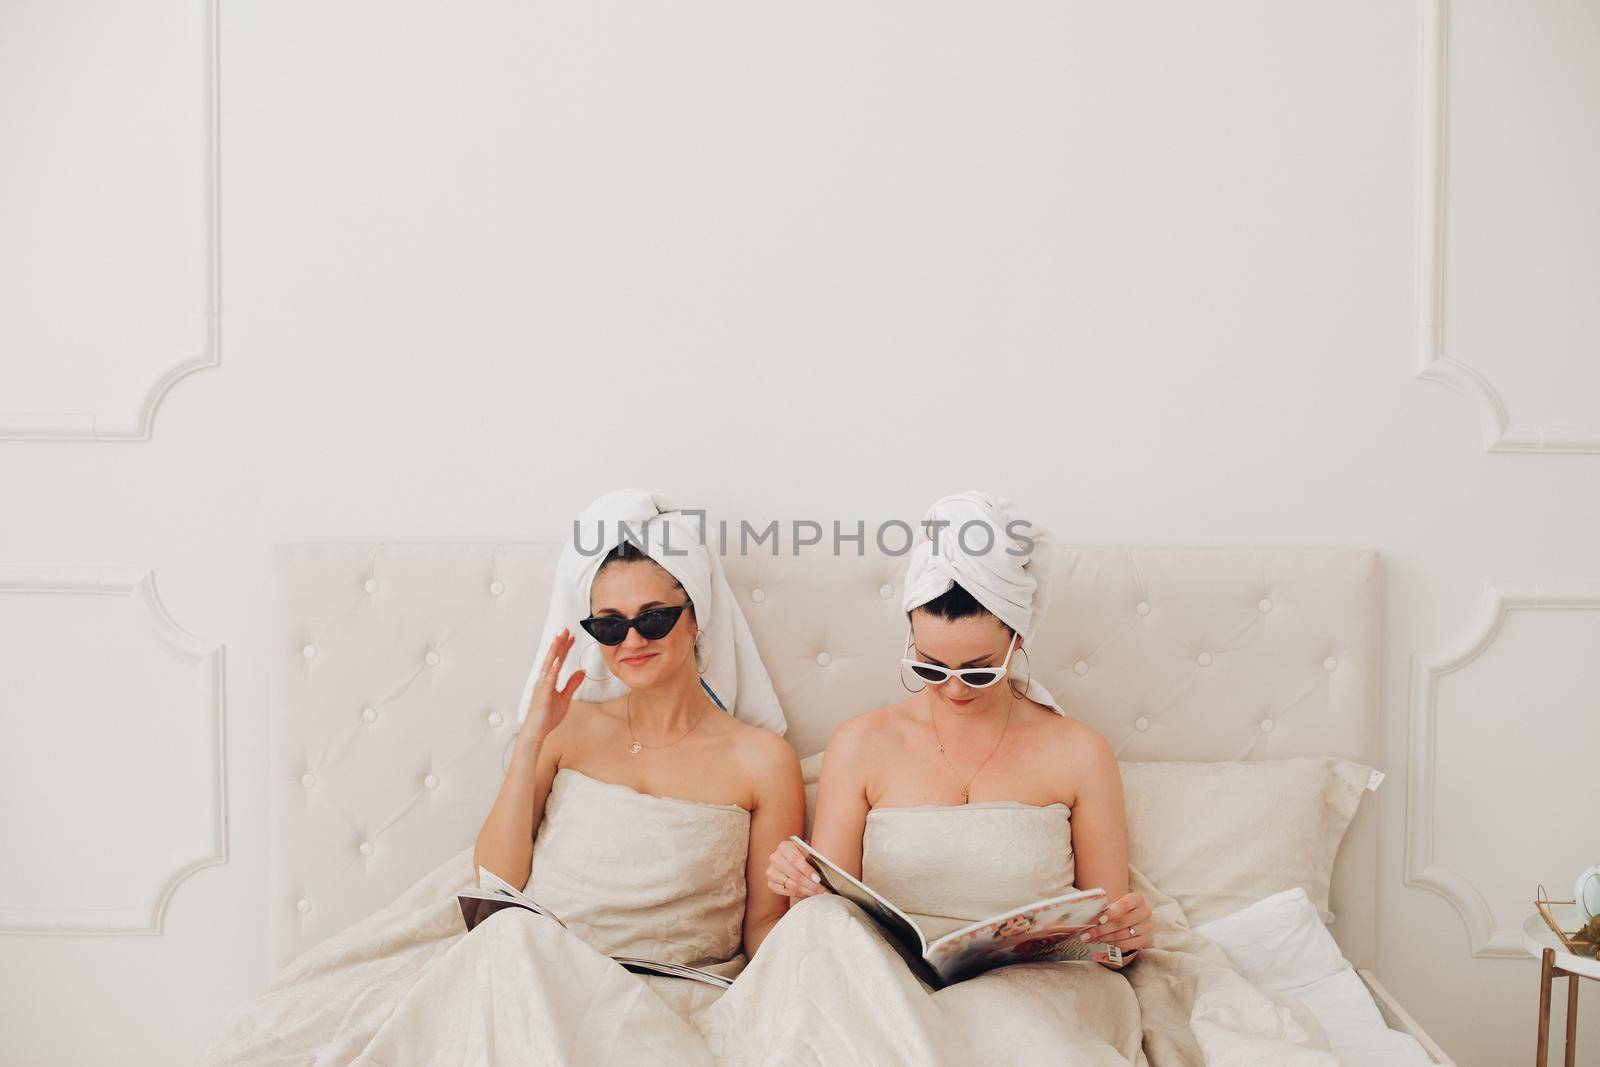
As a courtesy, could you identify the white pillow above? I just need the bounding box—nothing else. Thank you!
[1190,886,1345,991]
[1120,756,1373,926]
[1195,888,1434,1066]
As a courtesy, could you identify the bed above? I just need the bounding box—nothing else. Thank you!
[266,540,1452,1063]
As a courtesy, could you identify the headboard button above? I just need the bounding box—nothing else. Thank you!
[879,584,895,599]
[362,707,377,723]
[1073,660,1089,676]
[1134,716,1150,732]
[489,580,505,596]
[364,577,379,594]
[425,650,440,666]
[1323,656,1338,671]
[488,712,503,727]
[1260,718,1276,733]
[359,841,374,857]
[296,898,311,914]
[424,774,439,790]
[750,588,766,604]
[1258,598,1273,613]
[1197,651,1213,667]
[300,774,315,788]
[302,644,317,659]
[815,652,832,667]
[1136,601,1150,616]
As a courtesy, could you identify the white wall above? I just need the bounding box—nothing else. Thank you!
[2,2,1597,1064]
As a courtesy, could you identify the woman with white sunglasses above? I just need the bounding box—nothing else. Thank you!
[740,491,1155,1061]
[769,490,1150,959]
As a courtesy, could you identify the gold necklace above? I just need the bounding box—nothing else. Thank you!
[625,690,710,755]
[929,692,1014,803]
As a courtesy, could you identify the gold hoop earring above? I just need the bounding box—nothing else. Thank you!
[1011,646,1032,698]
[579,640,606,680]
[899,662,926,694]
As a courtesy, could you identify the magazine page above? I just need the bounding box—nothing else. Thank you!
[923,887,1120,985]
[458,893,540,932]
[458,866,565,932]
[787,836,928,955]
[787,837,946,989]
[611,957,734,990]
[476,866,531,901]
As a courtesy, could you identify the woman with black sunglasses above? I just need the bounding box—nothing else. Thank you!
[337,493,807,1064]
[473,532,805,968]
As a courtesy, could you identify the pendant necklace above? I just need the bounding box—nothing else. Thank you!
[625,690,709,755]
[929,692,1014,803]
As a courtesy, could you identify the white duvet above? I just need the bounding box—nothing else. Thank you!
[201,768,1339,1066]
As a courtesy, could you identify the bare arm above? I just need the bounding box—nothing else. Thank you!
[740,735,807,956]
[808,720,874,879]
[1066,726,1153,964]
[473,628,585,890]
[473,724,562,890]
[766,715,876,898]
[1063,728,1130,900]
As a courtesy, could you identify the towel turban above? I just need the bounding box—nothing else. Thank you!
[902,490,1060,712]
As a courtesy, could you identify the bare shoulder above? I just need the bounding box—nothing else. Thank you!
[723,717,801,777]
[824,698,918,767]
[1037,710,1118,774]
[553,698,608,734]
[541,698,615,751]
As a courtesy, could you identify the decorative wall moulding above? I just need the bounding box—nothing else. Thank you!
[1405,580,1600,956]
[0,567,227,934]
[0,0,219,443]
[1412,0,1600,454]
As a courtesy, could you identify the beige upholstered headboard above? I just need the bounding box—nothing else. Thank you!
[270,542,1381,973]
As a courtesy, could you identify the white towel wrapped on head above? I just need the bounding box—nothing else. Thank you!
[901,490,1061,712]
[516,488,786,735]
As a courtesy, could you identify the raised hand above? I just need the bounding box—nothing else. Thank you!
[520,627,585,747]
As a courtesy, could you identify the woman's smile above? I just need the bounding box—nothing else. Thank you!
[621,651,658,667]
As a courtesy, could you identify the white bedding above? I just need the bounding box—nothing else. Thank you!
[202,848,1342,1066]
[1194,888,1434,1066]
[202,768,1342,1066]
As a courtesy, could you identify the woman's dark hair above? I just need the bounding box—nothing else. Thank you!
[912,583,1014,636]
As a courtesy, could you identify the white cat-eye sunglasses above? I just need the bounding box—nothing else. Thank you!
[901,631,1019,689]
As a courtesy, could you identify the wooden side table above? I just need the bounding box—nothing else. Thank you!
[1523,911,1600,1067]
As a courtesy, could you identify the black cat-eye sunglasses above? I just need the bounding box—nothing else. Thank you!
[579,602,690,646]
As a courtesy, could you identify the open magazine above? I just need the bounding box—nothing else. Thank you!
[458,867,735,990]
[788,836,1126,989]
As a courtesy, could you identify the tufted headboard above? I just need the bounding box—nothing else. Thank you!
[270,542,1381,973]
